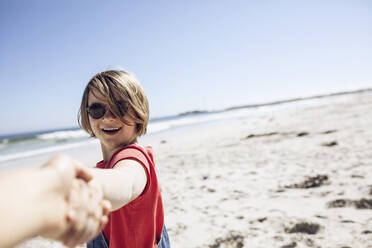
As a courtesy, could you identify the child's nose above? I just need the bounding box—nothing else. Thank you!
[103,109,116,119]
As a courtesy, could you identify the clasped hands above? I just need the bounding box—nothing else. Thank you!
[42,155,111,248]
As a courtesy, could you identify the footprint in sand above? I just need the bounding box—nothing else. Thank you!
[327,198,372,209]
[285,222,321,235]
[320,129,338,135]
[284,174,330,189]
[321,141,338,147]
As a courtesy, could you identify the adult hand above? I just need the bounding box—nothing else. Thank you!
[40,155,111,247]
[62,179,111,248]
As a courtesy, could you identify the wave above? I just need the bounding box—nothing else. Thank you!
[37,130,89,140]
[0,91,360,163]
[0,139,98,163]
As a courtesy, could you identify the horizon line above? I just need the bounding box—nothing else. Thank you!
[2,87,371,137]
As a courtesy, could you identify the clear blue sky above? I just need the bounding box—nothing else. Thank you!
[0,0,371,135]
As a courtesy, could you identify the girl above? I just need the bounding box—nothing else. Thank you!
[78,69,170,248]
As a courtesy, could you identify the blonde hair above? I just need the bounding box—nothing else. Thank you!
[78,69,149,137]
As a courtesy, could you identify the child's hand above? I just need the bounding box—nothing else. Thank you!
[61,178,111,248]
[40,155,111,247]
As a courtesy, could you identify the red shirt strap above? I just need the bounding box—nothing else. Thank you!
[107,145,153,173]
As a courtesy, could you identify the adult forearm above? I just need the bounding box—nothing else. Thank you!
[0,168,65,248]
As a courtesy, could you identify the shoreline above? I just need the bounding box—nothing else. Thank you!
[2,87,371,140]
[0,88,363,168]
[13,89,372,247]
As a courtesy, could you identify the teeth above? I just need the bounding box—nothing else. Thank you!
[103,127,120,131]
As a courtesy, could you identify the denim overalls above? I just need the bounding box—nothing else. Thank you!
[87,224,171,248]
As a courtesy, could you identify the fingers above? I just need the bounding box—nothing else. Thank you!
[79,181,110,244]
[72,159,93,182]
[65,180,88,246]
[61,225,78,248]
[44,155,92,187]
[101,200,112,216]
[60,178,110,247]
[99,215,108,233]
[43,155,79,193]
[43,155,111,247]
[95,200,111,236]
[77,214,97,246]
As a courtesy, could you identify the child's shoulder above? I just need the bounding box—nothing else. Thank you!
[110,144,154,167]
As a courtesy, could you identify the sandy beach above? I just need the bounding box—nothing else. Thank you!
[16,90,372,248]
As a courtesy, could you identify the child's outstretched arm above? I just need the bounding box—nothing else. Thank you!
[90,159,147,211]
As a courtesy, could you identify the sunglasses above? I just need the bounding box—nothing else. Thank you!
[87,102,127,119]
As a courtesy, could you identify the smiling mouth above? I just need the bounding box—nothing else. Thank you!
[102,127,121,135]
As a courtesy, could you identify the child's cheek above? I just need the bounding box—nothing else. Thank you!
[89,119,100,136]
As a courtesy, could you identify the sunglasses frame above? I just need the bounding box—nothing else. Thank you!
[86,101,129,120]
[86,103,108,119]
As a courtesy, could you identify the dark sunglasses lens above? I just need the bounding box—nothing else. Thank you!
[88,103,106,119]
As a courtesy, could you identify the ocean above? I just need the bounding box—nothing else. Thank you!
[0,92,358,164]
[0,108,261,163]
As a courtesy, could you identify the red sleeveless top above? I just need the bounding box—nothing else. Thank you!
[96,145,164,248]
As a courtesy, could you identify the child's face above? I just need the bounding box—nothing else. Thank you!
[87,89,137,158]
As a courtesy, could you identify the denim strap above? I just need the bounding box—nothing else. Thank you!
[87,224,170,248]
